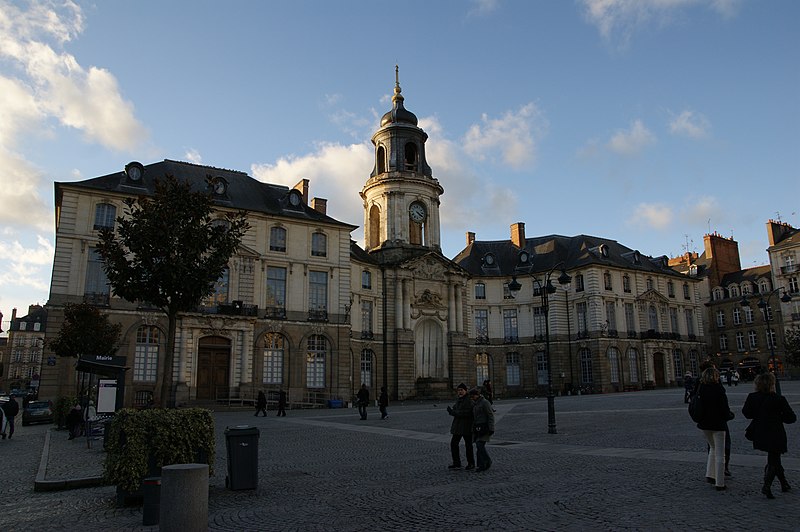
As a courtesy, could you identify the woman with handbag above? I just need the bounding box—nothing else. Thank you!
[469,387,495,472]
[742,372,797,498]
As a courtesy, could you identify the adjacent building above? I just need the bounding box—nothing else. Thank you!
[5,305,47,396]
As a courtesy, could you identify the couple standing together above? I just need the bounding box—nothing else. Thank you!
[447,382,495,472]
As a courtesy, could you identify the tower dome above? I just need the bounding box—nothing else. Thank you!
[380,66,418,127]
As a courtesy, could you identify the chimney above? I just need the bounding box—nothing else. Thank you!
[510,222,525,248]
[11,308,17,322]
[293,178,309,204]
[311,198,327,215]
[766,219,794,246]
[703,232,741,287]
[466,232,475,246]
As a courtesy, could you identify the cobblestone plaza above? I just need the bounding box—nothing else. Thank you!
[2,383,799,531]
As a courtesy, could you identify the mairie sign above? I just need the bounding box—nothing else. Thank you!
[81,354,127,366]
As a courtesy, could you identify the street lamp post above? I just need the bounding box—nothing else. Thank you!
[509,264,571,434]
[740,288,793,395]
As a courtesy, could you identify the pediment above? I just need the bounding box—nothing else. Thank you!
[237,243,260,258]
[637,289,670,304]
[402,252,466,281]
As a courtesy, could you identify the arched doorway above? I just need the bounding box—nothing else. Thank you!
[196,336,231,400]
[653,352,666,387]
[414,319,446,378]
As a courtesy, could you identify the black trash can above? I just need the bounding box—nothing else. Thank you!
[142,476,161,526]
[224,425,260,490]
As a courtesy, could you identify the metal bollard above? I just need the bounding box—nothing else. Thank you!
[142,476,161,526]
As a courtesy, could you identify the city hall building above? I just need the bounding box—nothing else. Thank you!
[39,78,707,408]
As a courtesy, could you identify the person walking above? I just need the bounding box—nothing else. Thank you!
[469,387,495,472]
[357,384,369,420]
[0,395,19,439]
[255,390,267,417]
[481,380,494,405]
[66,404,84,440]
[277,389,287,417]
[378,386,389,420]
[742,372,797,499]
[446,383,474,470]
[695,367,733,491]
[683,372,695,404]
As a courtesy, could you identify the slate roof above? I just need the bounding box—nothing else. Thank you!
[770,225,800,250]
[350,241,379,265]
[54,159,356,229]
[453,233,686,278]
[719,265,771,287]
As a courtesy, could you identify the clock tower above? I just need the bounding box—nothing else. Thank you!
[361,67,444,256]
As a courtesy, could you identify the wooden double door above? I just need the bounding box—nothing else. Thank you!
[196,336,231,400]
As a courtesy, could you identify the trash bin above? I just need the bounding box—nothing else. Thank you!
[142,476,161,526]
[224,425,260,490]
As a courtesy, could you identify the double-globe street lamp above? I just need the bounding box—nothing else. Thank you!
[509,264,571,434]
[739,287,793,395]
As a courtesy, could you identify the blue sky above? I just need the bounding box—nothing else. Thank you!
[0,0,798,330]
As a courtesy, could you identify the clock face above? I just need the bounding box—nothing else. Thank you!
[519,251,529,263]
[289,191,301,206]
[213,180,226,195]
[409,202,426,222]
[126,163,143,181]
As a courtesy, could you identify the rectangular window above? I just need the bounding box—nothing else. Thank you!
[533,306,546,338]
[609,351,620,383]
[736,332,745,351]
[606,301,617,333]
[360,351,373,388]
[270,226,286,252]
[309,271,328,312]
[667,281,675,298]
[744,306,753,324]
[362,270,372,289]
[767,329,777,349]
[670,308,679,334]
[133,327,159,382]
[716,310,725,327]
[475,283,486,300]
[577,302,588,334]
[625,303,635,334]
[266,267,286,309]
[719,334,728,351]
[576,275,585,292]
[474,309,488,340]
[361,300,373,335]
[506,352,520,386]
[683,283,690,300]
[85,248,110,297]
[623,275,631,293]
[263,349,283,384]
[306,336,326,388]
[203,268,229,307]
[503,309,518,342]
[311,232,327,257]
[685,309,695,336]
[733,307,741,325]
[748,330,758,349]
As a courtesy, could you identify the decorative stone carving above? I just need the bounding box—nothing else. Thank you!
[407,257,446,280]
[414,289,445,309]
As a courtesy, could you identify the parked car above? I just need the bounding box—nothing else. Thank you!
[22,400,53,426]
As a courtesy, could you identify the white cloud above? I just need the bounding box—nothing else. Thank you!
[669,109,710,139]
[629,202,673,230]
[467,0,500,18]
[0,234,54,292]
[580,0,741,43]
[185,148,203,164]
[607,119,655,155]
[462,103,548,169]
[0,0,148,230]
[682,196,721,226]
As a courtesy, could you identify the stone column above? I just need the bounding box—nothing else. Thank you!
[396,278,404,329]
[160,463,208,531]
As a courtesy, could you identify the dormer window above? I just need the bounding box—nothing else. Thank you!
[599,244,609,258]
[518,251,530,265]
[208,176,227,196]
[483,253,496,267]
[125,161,144,183]
[288,189,303,208]
[633,251,641,264]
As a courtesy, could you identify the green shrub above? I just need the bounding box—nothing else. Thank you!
[104,408,215,492]
[53,395,77,429]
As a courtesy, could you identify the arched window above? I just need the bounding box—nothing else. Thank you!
[270,226,287,252]
[368,205,381,249]
[404,142,418,171]
[377,145,386,174]
[94,203,116,230]
[476,353,490,384]
[506,352,521,386]
[360,349,374,387]
[134,326,160,382]
[603,271,612,290]
[263,333,285,384]
[204,267,229,307]
[306,335,327,388]
[311,232,327,257]
[623,274,631,293]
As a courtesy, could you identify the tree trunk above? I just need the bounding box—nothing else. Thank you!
[159,311,178,408]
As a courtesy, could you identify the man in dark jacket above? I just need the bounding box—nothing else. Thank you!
[356,384,369,420]
[0,396,19,439]
[446,383,474,470]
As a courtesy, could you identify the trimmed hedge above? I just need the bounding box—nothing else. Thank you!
[104,408,215,492]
